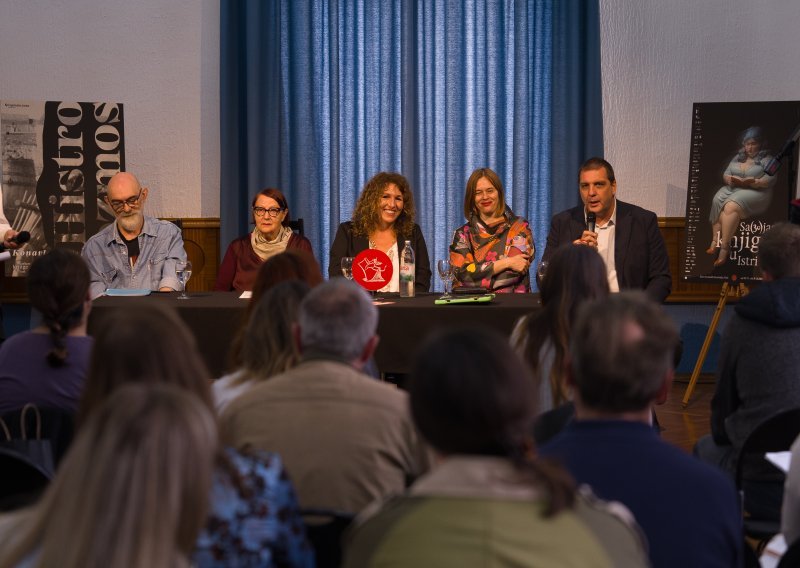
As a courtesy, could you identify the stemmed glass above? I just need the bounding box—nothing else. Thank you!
[101,269,116,296]
[536,260,548,287]
[176,260,192,300]
[341,257,354,281]
[437,259,454,298]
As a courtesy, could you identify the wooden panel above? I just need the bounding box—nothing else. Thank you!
[162,218,220,292]
[1,216,722,302]
[659,217,723,303]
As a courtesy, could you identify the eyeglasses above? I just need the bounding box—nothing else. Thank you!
[253,206,285,218]
[109,189,143,211]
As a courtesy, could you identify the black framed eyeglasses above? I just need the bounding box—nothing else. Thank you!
[253,206,285,218]
[109,189,143,211]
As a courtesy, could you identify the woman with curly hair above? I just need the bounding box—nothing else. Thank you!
[328,172,431,293]
[707,127,776,267]
[449,167,534,292]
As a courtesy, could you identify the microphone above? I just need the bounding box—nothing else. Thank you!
[0,231,30,252]
[586,212,596,233]
[763,122,800,176]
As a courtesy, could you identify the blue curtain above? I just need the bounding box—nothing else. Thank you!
[220,0,603,291]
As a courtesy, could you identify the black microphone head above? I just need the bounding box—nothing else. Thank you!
[586,212,596,233]
[14,231,31,245]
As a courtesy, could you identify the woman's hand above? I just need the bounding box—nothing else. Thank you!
[493,253,530,275]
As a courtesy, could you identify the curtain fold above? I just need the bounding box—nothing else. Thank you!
[220,0,603,290]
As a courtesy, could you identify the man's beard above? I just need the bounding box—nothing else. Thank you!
[117,210,144,233]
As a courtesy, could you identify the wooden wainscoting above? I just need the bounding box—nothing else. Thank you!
[162,218,220,292]
[659,217,723,303]
[0,216,720,302]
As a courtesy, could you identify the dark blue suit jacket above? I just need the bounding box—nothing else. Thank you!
[541,200,671,302]
[540,420,742,568]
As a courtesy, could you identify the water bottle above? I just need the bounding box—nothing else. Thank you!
[399,240,415,297]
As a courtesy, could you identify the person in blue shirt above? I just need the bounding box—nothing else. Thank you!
[81,172,186,298]
[540,291,742,568]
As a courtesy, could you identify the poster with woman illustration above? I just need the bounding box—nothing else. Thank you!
[683,101,800,282]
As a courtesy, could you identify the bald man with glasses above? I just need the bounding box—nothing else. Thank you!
[81,172,186,298]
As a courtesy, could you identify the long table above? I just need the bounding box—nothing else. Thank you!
[89,292,541,376]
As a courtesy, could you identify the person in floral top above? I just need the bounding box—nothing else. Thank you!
[449,167,534,293]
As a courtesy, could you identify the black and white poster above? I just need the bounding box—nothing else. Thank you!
[1,100,125,276]
[683,101,800,283]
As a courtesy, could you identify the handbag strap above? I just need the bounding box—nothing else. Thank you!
[19,404,43,440]
[0,417,10,441]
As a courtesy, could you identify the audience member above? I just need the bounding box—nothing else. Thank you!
[0,384,217,568]
[329,172,431,293]
[344,328,648,568]
[0,249,93,414]
[540,292,742,568]
[541,157,671,302]
[81,304,313,568]
[215,188,314,292]
[221,278,429,514]
[695,222,800,519]
[511,244,609,414]
[450,167,534,292]
[81,172,186,298]
[214,281,310,412]
[249,249,322,315]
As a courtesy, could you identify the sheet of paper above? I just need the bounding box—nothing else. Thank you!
[239,291,252,299]
[766,451,792,473]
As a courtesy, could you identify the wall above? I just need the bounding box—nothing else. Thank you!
[599,0,800,217]
[0,0,220,218]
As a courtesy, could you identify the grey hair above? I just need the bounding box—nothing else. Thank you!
[298,278,378,360]
[570,291,679,413]
[759,222,800,279]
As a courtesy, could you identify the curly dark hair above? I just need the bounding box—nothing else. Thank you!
[351,172,416,239]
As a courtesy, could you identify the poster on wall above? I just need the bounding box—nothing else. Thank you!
[0,100,125,277]
[682,101,800,283]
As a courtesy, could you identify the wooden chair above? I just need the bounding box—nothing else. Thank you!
[288,218,305,237]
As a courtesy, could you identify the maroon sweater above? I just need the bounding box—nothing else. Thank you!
[214,233,314,292]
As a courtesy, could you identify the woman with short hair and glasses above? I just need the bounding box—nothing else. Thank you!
[215,188,315,292]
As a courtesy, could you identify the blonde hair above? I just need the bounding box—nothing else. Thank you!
[0,384,217,568]
[235,280,310,385]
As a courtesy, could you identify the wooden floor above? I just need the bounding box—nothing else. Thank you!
[657,377,715,453]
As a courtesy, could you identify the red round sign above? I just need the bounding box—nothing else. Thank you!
[352,249,393,291]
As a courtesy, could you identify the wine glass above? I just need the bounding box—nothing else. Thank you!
[437,259,454,298]
[536,260,548,288]
[101,269,117,296]
[341,257,354,280]
[176,260,192,299]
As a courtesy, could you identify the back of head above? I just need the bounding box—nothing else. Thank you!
[240,280,310,380]
[27,249,90,367]
[570,291,679,413]
[540,244,609,310]
[79,304,213,425]
[409,327,574,515]
[410,328,535,456]
[759,222,800,279]
[0,383,217,568]
[298,278,377,361]
[249,249,322,313]
[519,244,609,407]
